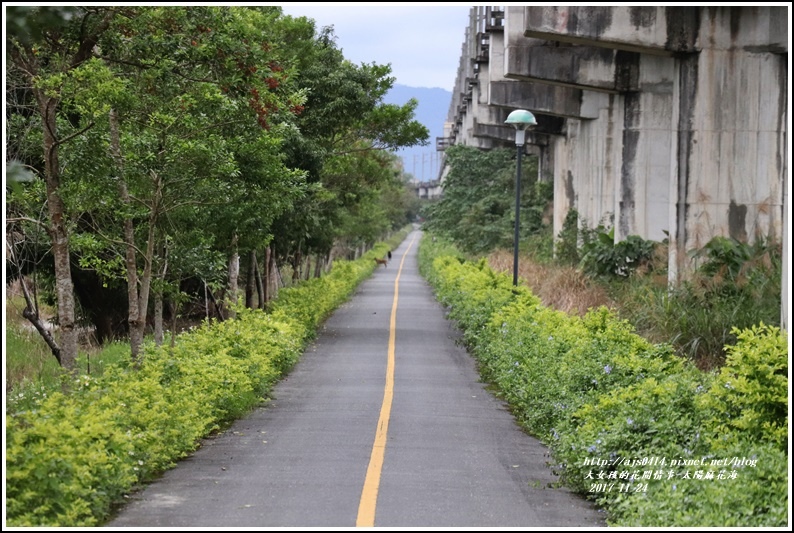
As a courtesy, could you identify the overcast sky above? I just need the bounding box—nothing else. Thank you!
[279,3,471,91]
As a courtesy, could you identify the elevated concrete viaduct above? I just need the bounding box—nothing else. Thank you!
[439,6,788,329]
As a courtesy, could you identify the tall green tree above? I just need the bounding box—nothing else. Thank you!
[7,7,427,365]
[271,21,428,265]
[7,6,312,360]
[84,6,308,356]
[7,6,122,371]
[424,144,542,255]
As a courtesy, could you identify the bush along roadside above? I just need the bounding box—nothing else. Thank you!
[5,231,407,527]
[418,234,788,527]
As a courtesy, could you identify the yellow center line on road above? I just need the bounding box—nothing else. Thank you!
[356,234,418,527]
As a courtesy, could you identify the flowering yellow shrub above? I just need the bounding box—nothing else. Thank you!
[5,240,397,527]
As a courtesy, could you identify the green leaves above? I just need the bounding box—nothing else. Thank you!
[423,144,545,255]
[5,238,401,526]
[61,58,130,119]
[7,4,424,366]
[698,324,788,451]
[6,6,84,47]
[419,235,789,527]
[579,225,658,278]
[361,99,429,151]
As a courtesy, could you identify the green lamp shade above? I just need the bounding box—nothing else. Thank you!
[505,109,537,130]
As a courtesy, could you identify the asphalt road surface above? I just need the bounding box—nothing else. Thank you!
[106,230,605,528]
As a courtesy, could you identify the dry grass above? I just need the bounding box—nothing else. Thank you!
[488,249,614,316]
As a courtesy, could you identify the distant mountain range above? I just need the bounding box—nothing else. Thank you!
[383,84,451,183]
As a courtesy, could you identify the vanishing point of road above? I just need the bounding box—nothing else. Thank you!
[107,230,605,528]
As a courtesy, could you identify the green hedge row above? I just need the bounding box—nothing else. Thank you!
[5,231,407,527]
[418,235,788,527]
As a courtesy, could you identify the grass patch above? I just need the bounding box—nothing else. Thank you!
[487,233,781,371]
[5,325,64,392]
[487,249,613,317]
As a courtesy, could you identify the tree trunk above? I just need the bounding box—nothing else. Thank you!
[39,93,79,372]
[226,233,240,319]
[169,300,179,351]
[153,240,168,346]
[314,254,324,278]
[11,11,114,373]
[246,249,257,309]
[292,247,302,284]
[153,291,164,346]
[255,249,265,309]
[206,285,225,321]
[267,244,279,302]
[263,245,271,304]
[110,109,144,359]
[19,276,62,364]
[111,114,160,361]
[304,254,312,280]
[129,170,162,359]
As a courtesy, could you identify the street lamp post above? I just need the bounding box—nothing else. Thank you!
[505,109,537,286]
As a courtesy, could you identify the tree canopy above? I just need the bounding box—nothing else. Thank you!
[422,144,545,255]
[6,6,428,364]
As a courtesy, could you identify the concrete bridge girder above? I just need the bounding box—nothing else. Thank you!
[466,102,565,139]
[488,80,588,119]
[515,6,786,276]
[471,120,550,148]
[459,135,503,151]
[523,6,700,55]
[522,6,787,55]
[498,8,676,244]
[504,41,641,94]
[468,120,551,183]
[445,5,788,329]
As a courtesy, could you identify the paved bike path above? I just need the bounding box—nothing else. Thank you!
[107,230,604,528]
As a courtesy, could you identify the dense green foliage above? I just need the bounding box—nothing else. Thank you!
[5,232,406,527]
[6,6,425,361]
[697,324,788,451]
[421,143,782,368]
[554,208,581,266]
[612,235,782,365]
[579,225,658,279]
[418,235,788,527]
[422,144,548,255]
